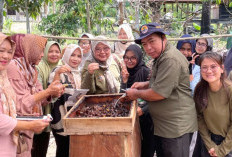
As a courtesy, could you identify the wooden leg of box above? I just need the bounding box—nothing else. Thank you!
[69,119,141,157]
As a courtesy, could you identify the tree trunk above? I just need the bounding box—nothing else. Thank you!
[25,0,30,33]
[44,2,48,15]
[0,0,3,32]
[135,0,140,37]
[149,2,162,23]
[86,0,90,33]
[53,0,56,14]
[201,0,211,34]
[118,2,124,25]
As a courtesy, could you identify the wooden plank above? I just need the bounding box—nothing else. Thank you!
[69,115,141,157]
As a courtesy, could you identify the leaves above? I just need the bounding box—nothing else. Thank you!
[193,22,201,31]
[5,0,51,19]
[216,0,221,5]
[229,2,232,8]
[39,0,115,36]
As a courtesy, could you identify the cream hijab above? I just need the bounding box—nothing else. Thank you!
[88,36,119,93]
[114,24,135,59]
[78,33,94,70]
[62,44,83,89]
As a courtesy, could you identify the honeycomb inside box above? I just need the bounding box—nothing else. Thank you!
[68,95,132,118]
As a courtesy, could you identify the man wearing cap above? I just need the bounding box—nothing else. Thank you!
[126,23,197,157]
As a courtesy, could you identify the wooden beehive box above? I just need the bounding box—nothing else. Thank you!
[63,94,141,157]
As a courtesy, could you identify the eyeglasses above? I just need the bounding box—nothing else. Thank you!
[124,56,137,62]
[95,47,110,53]
[196,42,207,47]
[79,42,90,46]
[201,65,220,73]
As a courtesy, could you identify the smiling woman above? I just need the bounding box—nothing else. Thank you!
[47,44,83,157]
[0,33,51,157]
[34,41,62,157]
[6,34,64,157]
[81,36,121,94]
[193,52,232,157]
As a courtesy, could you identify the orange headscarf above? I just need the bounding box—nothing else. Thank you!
[11,34,47,92]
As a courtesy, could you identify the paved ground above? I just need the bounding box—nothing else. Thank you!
[46,134,56,157]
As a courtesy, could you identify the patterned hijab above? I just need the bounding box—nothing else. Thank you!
[0,33,18,144]
[88,36,119,93]
[37,41,61,89]
[114,24,134,58]
[11,34,47,93]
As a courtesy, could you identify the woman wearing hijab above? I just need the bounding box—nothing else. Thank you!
[81,36,121,94]
[32,41,62,157]
[78,33,94,70]
[113,23,134,59]
[121,44,154,157]
[48,44,82,157]
[191,34,213,95]
[7,34,64,157]
[0,33,49,157]
[176,34,196,75]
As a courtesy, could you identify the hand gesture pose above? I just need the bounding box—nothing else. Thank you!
[88,63,100,74]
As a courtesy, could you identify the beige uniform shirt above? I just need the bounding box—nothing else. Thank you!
[81,59,121,94]
[148,41,198,138]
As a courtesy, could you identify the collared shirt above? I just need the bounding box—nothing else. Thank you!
[148,41,198,138]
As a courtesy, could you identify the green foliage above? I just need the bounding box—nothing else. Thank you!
[3,18,13,32]
[5,0,50,19]
[216,0,221,4]
[229,2,232,7]
[38,0,115,36]
[193,22,201,31]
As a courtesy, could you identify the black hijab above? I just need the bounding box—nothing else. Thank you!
[124,44,150,88]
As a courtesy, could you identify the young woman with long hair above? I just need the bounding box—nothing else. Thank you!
[194,51,232,157]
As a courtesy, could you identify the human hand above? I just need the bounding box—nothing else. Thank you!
[30,120,49,134]
[126,88,139,100]
[56,65,71,75]
[137,107,144,116]
[47,80,65,97]
[121,68,129,83]
[88,63,99,74]
[190,74,193,82]
[190,54,199,65]
[209,148,218,157]
[131,82,149,90]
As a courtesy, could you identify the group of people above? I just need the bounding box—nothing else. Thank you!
[1,21,232,157]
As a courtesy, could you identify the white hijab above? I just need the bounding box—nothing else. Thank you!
[79,33,94,70]
[114,24,135,59]
[62,44,82,89]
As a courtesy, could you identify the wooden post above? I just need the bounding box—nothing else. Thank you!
[86,0,91,33]
[119,1,124,25]
[25,0,30,33]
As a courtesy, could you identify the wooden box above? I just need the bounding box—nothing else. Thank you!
[63,94,141,157]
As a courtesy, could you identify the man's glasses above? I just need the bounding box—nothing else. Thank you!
[201,65,220,73]
[196,42,207,47]
[123,56,137,62]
